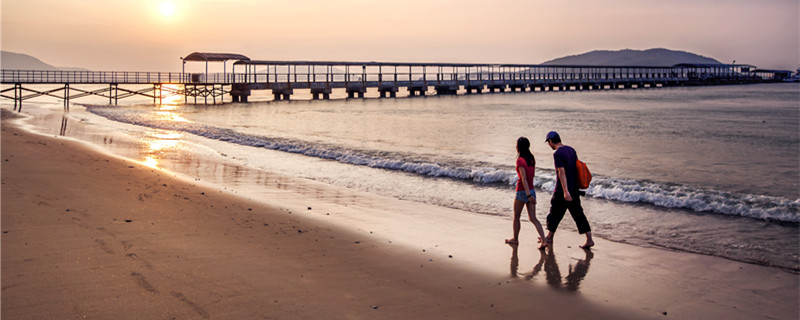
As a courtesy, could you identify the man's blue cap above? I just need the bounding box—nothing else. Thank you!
[545,131,559,142]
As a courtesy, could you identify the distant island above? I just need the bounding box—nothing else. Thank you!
[1,51,88,71]
[542,48,722,66]
[2,48,725,71]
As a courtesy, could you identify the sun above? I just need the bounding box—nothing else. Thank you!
[159,2,175,17]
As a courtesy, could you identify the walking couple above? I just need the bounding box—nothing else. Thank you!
[504,132,595,249]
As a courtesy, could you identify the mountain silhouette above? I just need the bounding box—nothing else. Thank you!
[542,48,722,66]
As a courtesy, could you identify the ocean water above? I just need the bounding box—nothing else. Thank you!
[12,83,800,271]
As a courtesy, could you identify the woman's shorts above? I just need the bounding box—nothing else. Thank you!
[516,190,536,202]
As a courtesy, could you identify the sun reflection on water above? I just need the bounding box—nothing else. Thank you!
[140,130,183,168]
[159,84,185,105]
[154,110,190,122]
[157,104,180,111]
[142,156,160,168]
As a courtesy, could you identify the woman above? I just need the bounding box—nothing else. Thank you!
[505,137,547,249]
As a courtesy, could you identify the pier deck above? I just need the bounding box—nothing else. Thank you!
[1,56,792,108]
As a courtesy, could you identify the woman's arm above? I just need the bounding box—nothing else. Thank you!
[517,166,536,204]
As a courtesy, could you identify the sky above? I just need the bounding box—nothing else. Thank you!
[1,0,798,72]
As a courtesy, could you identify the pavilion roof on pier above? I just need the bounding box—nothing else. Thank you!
[182,52,250,62]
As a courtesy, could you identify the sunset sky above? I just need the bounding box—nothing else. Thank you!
[1,0,798,71]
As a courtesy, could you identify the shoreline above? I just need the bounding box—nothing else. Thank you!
[75,99,800,273]
[2,109,798,319]
[0,115,628,319]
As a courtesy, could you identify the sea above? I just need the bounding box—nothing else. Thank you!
[9,83,800,272]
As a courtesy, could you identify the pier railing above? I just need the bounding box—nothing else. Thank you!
[1,70,195,84]
[0,61,784,107]
[228,71,694,85]
[227,63,763,87]
[0,64,764,86]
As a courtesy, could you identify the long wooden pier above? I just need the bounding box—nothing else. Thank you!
[1,53,793,110]
[228,61,781,102]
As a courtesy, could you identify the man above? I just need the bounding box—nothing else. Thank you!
[544,131,594,249]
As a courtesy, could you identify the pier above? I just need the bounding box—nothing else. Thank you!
[1,52,794,109]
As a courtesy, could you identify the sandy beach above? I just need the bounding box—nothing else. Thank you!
[2,109,798,319]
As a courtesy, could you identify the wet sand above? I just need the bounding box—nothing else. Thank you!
[2,110,798,319]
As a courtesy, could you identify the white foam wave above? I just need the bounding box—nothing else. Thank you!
[584,178,800,223]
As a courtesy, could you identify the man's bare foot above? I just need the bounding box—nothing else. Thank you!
[505,238,519,245]
[580,240,594,249]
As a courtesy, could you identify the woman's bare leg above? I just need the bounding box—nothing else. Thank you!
[525,201,546,249]
[506,200,525,245]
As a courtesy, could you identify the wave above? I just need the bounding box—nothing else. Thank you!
[87,106,800,223]
[583,178,800,223]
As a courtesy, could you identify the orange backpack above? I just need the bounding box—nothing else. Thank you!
[575,159,592,189]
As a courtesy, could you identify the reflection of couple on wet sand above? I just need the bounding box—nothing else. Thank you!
[510,246,594,291]
[505,132,594,249]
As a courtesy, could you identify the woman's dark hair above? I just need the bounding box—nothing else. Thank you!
[517,137,535,167]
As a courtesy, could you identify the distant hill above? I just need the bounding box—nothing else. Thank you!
[1,51,59,70]
[1,51,88,71]
[541,48,722,67]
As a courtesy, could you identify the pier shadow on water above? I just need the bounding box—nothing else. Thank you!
[509,245,593,292]
[59,114,68,136]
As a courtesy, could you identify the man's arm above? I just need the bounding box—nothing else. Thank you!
[557,167,572,202]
